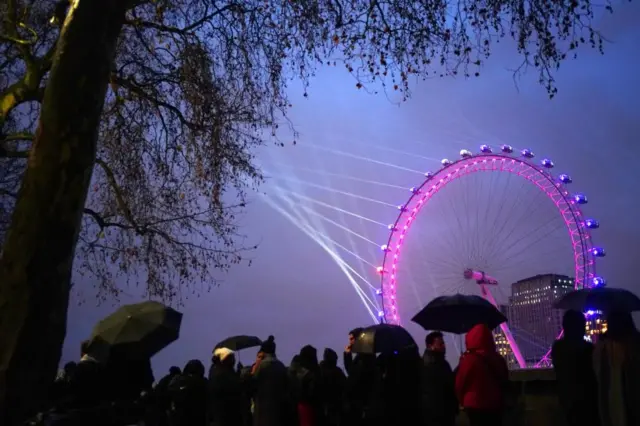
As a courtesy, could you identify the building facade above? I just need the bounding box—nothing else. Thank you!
[508,274,575,364]
[492,304,519,368]
[492,274,575,367]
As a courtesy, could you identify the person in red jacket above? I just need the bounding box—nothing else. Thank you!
[455,323,508,426]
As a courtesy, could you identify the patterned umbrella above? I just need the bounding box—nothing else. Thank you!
[89,300,182,360]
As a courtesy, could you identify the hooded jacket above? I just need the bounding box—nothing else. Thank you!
[455,324,508,410]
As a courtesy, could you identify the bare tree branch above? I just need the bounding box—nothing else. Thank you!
[0,0,622,302]
[125,3,243,34]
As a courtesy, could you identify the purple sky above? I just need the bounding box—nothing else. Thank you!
[63,3,640,373]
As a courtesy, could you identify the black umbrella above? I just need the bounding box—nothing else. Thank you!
[89,300,182,360]
[554,287,640,313]
[350,324,417,354]
[411,294,507,334]
[215,335,262,351]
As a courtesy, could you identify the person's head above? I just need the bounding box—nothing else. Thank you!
[213,347,236,368]
[425,331,446,353]
[349,328,363,346]
[63,361,77,376]
[290,354,301,368]
[299,345,318,369]
[562,310,586,340]
[80,339,90,357]
[465,324,495,352]
[222,352,236,368]
[260,335,276,355]
[169,366,181,376]
[183,359,205,377]
[323,348,338,368]
[606,311,637,339]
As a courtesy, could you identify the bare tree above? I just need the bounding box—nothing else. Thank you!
[0,0,618,422]
[0,0,615,298]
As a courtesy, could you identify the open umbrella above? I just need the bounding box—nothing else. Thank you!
[351,324,417,354]
[215,335,262,352]
[411,294,507,334]
[554,287,640,313]
[89,300,182,360]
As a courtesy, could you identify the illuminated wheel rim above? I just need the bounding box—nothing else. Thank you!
[378,148,603,366]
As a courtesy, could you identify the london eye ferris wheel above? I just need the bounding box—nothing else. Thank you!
[376,144,605,368]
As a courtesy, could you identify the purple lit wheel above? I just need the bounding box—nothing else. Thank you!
[378,148,603,368]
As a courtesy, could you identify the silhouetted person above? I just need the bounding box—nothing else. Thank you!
[455,324,508,426]
[168,359,208,426]
[289,355,302,380]
[158,366,181,389]
[422,332,458,426]
[380,346,422,426]
[318,348,346,426]
[50,361,78,406]
[60,361,78,380]
[594,311,640,426]
[104,352,154,403]
[343,328,362,376]
[252,336,291,426]
[209,348,245,426]
[237,359,254,426]
[343,328,375,425]
[67,340,107,408]
[293,345,321,426]
[155,366,182,426]
[552,310,599,426]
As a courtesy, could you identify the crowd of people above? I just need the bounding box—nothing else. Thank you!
[47,324,507,426]
[45,311,640,426]
[552,310,640,426]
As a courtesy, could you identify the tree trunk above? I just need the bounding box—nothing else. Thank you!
[0,1,128,423]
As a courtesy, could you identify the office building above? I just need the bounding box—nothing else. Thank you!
[507,274,575,364]
[493,302,548,369]
[492,304,519,368]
